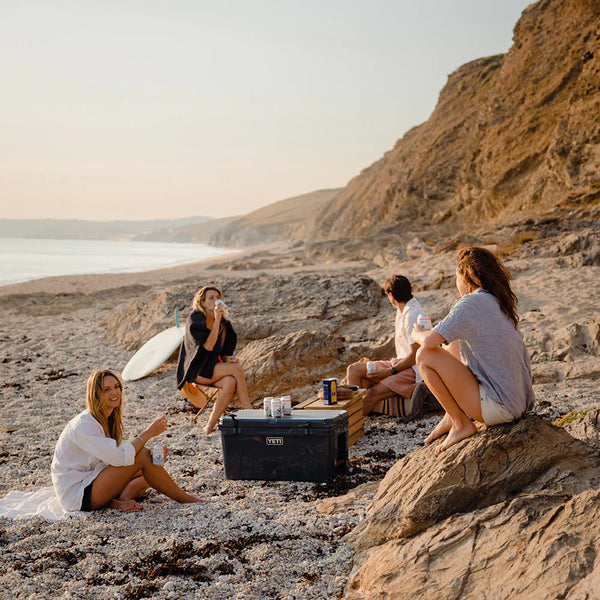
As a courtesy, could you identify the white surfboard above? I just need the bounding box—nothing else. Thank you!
[122,309,185,381]
[122,326,185,381]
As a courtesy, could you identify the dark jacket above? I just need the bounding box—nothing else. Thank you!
[176,310,237,389]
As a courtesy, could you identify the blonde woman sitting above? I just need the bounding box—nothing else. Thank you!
[51,369,202,513]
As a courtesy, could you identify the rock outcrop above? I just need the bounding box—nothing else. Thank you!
[103,272,390,398]
[345,412,600,599]
[310,0,600,242]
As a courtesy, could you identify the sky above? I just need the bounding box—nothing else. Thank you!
[0,0,533,222]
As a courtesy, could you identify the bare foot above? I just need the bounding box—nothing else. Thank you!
[425,413,452,444]
[108,499,142,513]
[202,423,216,435]
[438,420,477,452]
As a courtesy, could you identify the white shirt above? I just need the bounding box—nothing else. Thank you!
[394,297,427,382]
[51,411,136,511]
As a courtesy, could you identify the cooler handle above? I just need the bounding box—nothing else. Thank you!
[230,413,239,434]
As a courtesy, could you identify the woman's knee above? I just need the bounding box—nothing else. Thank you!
[232,362,245,377]
[416,346,433,369]
[222,375,237,392]
[136,447,153,467]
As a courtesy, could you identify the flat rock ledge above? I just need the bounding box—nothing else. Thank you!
[344,411,600,600]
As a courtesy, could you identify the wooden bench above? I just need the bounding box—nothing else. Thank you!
[295,388,366,446]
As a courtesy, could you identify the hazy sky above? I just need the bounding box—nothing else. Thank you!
[1,0,532,221]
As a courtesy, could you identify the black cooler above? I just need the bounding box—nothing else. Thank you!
[218,409,348,482]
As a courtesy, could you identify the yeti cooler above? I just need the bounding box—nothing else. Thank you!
[218,409,348,482]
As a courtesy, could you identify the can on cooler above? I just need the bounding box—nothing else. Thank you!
[366,361,376,375]
[281,395,292,416]
[417,314,432,330]
[271,397,282,418]
[322,378,338,405]
[263,397,273,417]
[152,443,165,466]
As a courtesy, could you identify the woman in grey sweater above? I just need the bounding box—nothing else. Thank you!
[412,246,535,451]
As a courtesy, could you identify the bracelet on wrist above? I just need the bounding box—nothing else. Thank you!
[390,366,398,375]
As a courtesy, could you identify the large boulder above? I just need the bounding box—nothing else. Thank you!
[345,411,600,599]
[237,329,346,399]
[104,273,384,398]
[104,272,382,351]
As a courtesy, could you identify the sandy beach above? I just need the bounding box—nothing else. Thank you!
[1,235,599,599]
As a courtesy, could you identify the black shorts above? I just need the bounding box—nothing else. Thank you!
[80,481,94,512]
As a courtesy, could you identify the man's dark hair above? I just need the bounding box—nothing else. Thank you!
[383,275,413,303]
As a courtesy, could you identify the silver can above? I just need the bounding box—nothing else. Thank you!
[271,397,282,418]
[263,397,273,417]
[417,314,432,330]
[366,361,376,374]
[281,395,292,416]
[152,443,165,466]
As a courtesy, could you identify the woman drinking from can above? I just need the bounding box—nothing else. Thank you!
[177,285,252,434]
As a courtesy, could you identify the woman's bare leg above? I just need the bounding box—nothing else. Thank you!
[202,375,236,435]
[117,474,149,502]
[90,447,202,509]
[195,362,252,409]
[416,346,482,451]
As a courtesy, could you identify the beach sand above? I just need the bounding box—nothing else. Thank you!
[1,240,599,599]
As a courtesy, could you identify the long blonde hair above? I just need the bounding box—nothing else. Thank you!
[85,369,124,445]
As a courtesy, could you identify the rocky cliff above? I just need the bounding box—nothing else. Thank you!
[310,0,600,241]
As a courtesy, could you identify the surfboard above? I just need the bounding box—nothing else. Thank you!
[121,309,185,381]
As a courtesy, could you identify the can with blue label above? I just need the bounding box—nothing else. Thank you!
[322,378,338,405]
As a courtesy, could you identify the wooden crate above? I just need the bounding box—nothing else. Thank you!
[295,389,365,445]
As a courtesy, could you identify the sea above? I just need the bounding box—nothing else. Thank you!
[0,237,232,287]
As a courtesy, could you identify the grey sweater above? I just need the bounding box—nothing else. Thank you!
[435,288,535,418]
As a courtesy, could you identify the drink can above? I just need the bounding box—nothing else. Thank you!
[366,361,376,374]
[152,443,165,466]
[271,397,282,418]
[417,315,432,330]
[281,395,292,416]
[263,397,273,417]
[215,298,228,317]
[322,378,338,405]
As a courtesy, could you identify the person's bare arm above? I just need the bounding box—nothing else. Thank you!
[202,309,223,351]
[412,326,445,349]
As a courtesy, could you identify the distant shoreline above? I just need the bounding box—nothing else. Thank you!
[0,238,242,294]
[0,243,276,296]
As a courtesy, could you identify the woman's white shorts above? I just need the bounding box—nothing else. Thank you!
[480,384,515,426]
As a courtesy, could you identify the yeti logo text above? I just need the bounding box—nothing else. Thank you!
[266,437,284,446]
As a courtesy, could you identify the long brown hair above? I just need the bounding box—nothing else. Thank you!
[85,369,125,445]
[457,246,519,328]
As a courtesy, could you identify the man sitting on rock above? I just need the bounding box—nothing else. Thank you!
[346,275,429,416]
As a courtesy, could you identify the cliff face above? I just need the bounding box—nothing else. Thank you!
[312,0,600,240]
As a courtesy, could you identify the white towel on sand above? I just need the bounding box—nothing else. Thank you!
[0,487,88,521]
